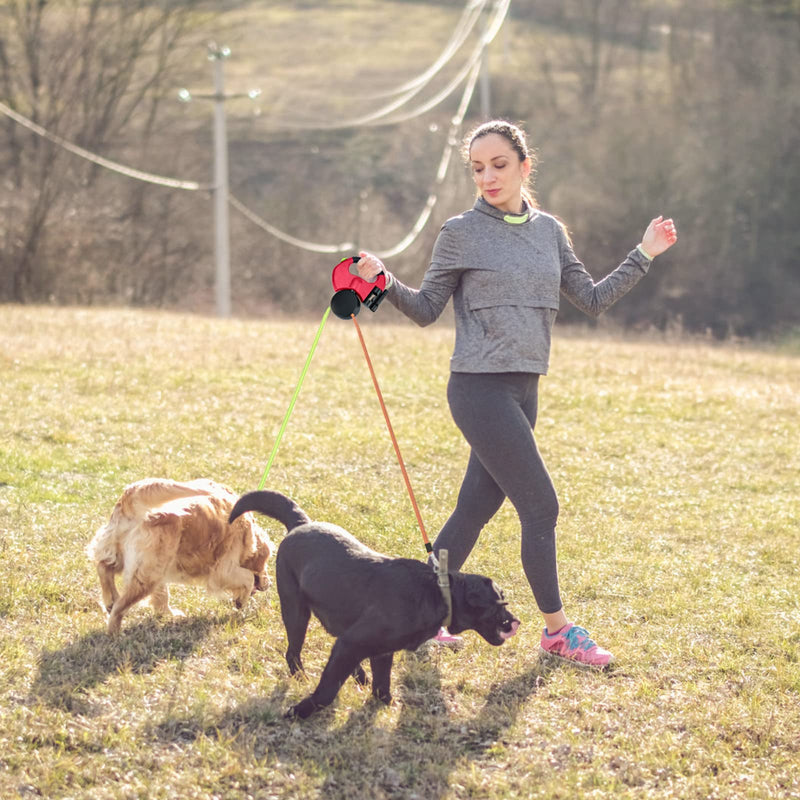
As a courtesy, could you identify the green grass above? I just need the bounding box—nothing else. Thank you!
[1,306,798,799]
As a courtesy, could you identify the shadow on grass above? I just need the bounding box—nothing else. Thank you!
[29,614,224,712]
[150,681,292,744]
[147,649,549,799]
[368,660,548,799]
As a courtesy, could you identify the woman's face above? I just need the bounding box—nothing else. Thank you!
[469,133,531,214]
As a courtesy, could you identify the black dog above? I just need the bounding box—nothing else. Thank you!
[229,490,520,719]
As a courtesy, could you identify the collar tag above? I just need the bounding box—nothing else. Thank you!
[503,212,529,224]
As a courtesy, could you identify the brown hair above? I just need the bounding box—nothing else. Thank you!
[463,119,538,209]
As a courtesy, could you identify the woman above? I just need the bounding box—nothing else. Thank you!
[356,119,677,668]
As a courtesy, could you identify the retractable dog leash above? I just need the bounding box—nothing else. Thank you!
[256,255,433,557]
[329,255,388,319]
[256,306,330,490]
[348,311,431,553]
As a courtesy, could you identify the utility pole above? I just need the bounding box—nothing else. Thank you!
[480,11,491,119]
[178,43,260,317]
[210,43,231,317]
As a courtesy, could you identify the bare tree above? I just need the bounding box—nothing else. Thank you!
[0,0,204,303]
[498,0,800,335]
[655,0,800,334]
[2,0,798,334]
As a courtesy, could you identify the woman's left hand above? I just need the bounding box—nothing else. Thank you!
[357,251,386,282]
[641,216,678,258]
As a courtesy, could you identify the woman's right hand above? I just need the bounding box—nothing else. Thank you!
[357,251,386,282]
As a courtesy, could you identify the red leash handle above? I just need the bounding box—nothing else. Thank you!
[330,256,388,319]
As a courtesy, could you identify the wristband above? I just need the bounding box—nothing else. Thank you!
[636,243,654,261]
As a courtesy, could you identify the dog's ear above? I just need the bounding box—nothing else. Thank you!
[463,576,492,608]
[464,576,507,609]
[252,526,275,566]
[236,516,257,560]
[239,520,274,570]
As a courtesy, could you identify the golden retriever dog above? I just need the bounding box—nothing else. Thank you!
[87,478,274,635]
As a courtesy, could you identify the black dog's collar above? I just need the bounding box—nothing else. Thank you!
[436,550,453,628]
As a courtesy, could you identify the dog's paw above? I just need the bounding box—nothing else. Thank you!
[287,655,305,676]
[154,607,185,619]
[372,688,392,706]
[99,597,116,615]
[285,698,319,720]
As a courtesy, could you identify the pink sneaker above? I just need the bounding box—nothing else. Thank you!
[539,623,614,670]
[430,627,464,651]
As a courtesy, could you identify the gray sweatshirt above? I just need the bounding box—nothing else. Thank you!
[386,196,652,375]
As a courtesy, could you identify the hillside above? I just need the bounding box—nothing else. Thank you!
[2,0,799,336]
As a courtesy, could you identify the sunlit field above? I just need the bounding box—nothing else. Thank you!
[1,306,798,799]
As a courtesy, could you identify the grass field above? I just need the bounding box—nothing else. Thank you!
[0,306,798,799]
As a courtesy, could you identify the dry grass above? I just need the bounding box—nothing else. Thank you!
[0,306,798,799]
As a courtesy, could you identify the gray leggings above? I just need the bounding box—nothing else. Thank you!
[433,371,562,614]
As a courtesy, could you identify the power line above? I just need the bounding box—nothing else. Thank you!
[228,194,355,255]
[368,33,486,127]
[374,57,483,259]
[0,100,211,192]
[262,0,487,106]
[1,86,462,259]
[0,0,509,276]
[262,0,508,131]
[228,53,483,261]
[0,42,489,260]
[362,0,487,98]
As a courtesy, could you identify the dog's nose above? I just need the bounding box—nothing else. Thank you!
[499,618,519,640]
[500,617,520,634]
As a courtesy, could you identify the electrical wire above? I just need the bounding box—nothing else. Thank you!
[262,0,487,104]
[378,0,508,127]
[373,57,482,259]
[367,31,485,127]
[265,0,508,131]
[0,0,509,260]
[226,0,507,255]
[0,100,211,192]
[228,194,355,254]
[1,46,482,259]
[228,52,482,259]
[360,0,487,98]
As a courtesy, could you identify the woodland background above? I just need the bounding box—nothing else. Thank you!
[1,0,799,338]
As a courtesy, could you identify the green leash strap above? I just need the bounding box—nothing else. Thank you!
[257,306,331,490]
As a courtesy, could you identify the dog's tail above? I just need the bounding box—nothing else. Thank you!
[86,519,119,566]
[229,490,311,532]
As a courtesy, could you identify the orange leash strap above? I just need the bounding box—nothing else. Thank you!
[349,313,432,554]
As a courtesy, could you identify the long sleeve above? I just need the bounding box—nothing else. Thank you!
[378,198,654,375]
[559,226,652,317]
[385,224,464,327]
